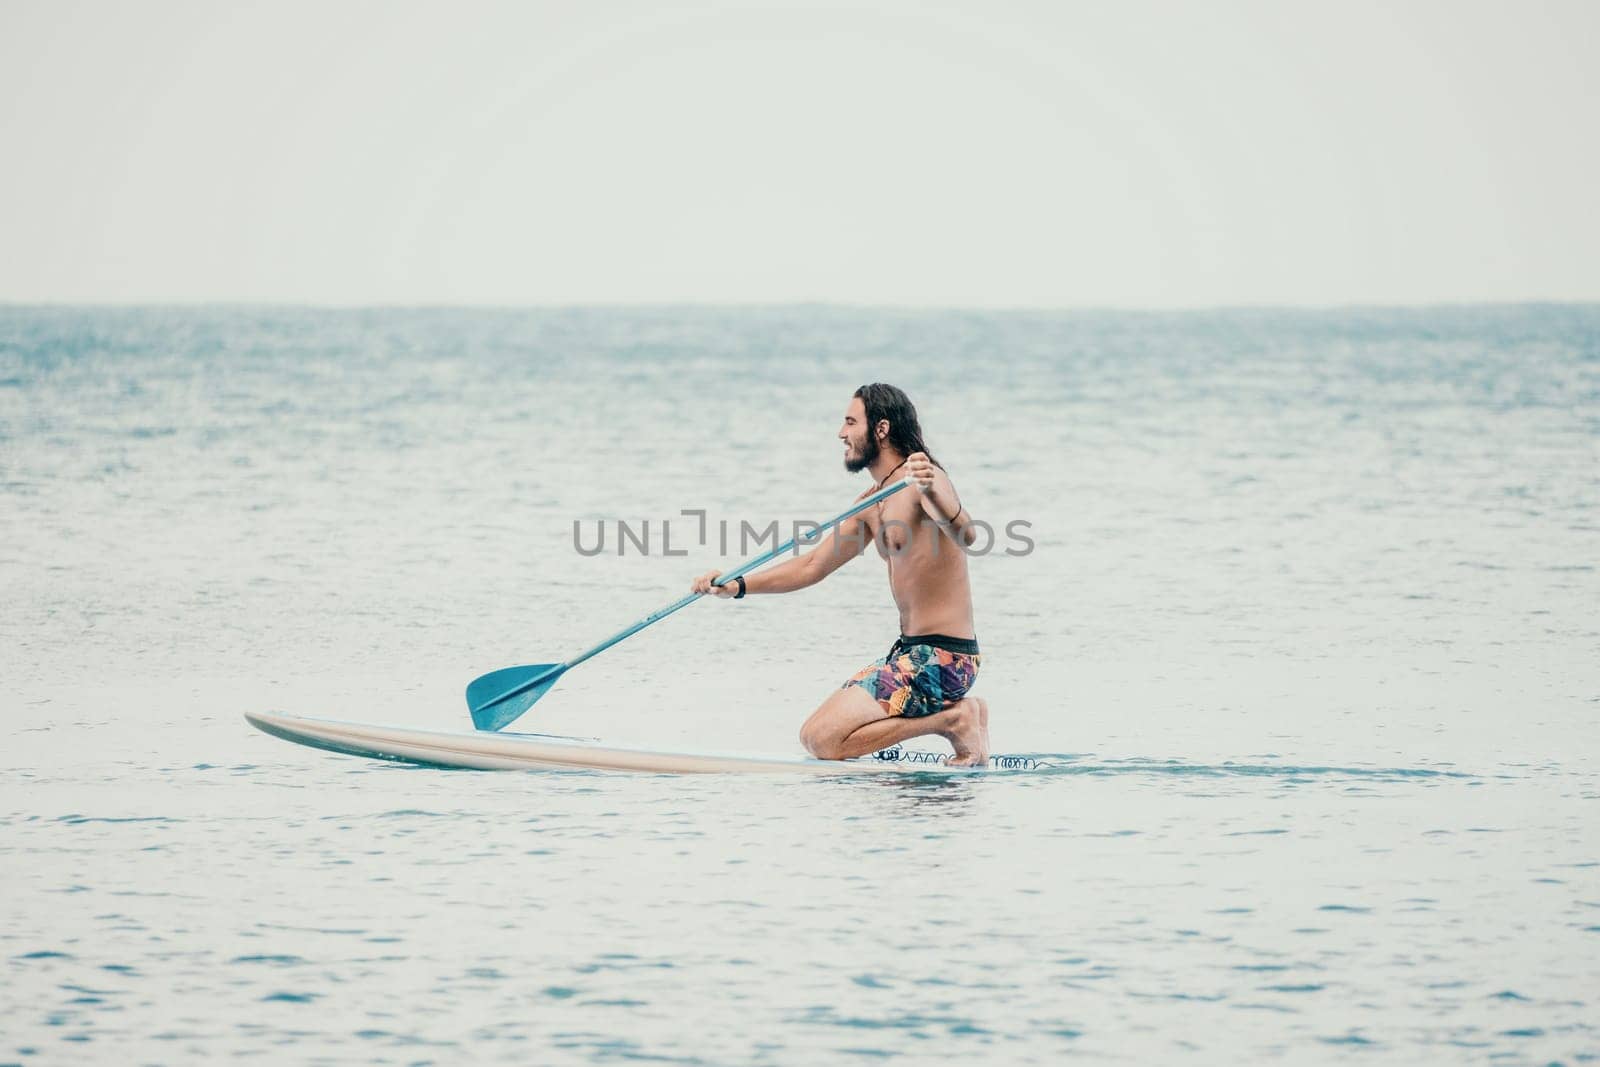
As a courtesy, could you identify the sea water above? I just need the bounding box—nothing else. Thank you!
[2,306,1596,1063]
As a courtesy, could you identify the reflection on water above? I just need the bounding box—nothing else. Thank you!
[842,772,981,813]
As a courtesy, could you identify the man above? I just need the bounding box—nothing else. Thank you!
[691,383,989,765]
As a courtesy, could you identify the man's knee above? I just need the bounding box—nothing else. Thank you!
[799,719,832,758]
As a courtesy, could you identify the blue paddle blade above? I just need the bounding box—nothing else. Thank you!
[466,663,563,732]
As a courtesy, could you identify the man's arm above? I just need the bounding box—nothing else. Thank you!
[689,492,874,598]
[748,507,871,593]
[905,451,979,547]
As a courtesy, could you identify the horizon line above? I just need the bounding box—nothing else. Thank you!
[2,298,1598,315]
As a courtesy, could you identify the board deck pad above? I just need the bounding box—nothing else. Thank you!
[245,711,1042,775]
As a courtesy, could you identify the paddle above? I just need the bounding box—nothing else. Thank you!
[467,477,915,731]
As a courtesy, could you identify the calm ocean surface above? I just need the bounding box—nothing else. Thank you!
[2,306,1597,1063]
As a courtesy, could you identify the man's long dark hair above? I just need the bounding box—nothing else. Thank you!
[854,383,940,470]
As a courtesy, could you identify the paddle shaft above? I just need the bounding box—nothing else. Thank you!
[477,477,914,711]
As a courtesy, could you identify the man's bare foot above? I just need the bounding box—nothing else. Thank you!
[942,696,990,766]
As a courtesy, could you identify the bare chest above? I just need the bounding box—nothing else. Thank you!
[868,497,928,560]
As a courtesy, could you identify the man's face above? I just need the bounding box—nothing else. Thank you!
[839,397,879,473]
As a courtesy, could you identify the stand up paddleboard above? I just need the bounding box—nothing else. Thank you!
[245,711,1039,775]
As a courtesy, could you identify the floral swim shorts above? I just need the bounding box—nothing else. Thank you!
[842,634,981,719]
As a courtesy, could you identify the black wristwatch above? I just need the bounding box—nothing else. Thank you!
[733,575,747,599]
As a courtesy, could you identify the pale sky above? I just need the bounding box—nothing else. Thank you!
[1,0,1596,307]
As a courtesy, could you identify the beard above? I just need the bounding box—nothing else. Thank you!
[843,431,880,473]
